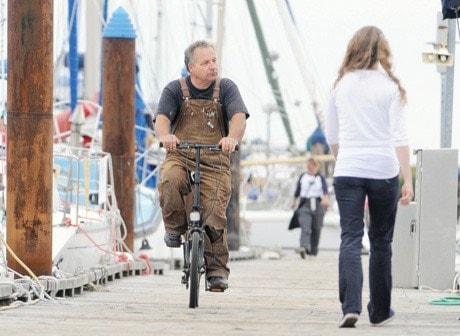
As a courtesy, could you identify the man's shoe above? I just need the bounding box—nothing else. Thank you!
[339,313,359,328]
[164,232,181,248]
[371,309,395,327]
[207,276,228,292]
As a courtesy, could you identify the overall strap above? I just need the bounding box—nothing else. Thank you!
[179,77,190,101]
[212,77,221,102]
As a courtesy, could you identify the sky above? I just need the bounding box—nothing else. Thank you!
[59,0,459,162]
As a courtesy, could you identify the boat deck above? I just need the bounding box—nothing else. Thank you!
[0,250,458,335]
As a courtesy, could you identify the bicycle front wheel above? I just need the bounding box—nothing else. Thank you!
[189,231,201,308]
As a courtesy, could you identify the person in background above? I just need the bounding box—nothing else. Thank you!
[325,26,413,328]
[290,157,330,258]
[154,40,249,291]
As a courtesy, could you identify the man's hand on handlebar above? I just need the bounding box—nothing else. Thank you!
[219,137,238,154]
[159,136,238,154]
[159,134,180,151]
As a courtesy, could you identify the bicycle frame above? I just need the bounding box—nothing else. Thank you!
[176,142,222,308]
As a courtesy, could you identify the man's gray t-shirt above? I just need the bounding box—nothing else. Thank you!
[155,76,249,134]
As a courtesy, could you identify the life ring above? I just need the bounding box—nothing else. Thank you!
[54,102,99,146]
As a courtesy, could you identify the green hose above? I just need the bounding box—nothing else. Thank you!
[428,296,460,305]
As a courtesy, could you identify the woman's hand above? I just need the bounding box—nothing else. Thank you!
[399,181,413,205]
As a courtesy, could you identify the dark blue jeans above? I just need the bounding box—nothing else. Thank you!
[333,175,399,323]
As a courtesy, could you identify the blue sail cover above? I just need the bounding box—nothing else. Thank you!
[306,126,330,153]
[68,0,79,112]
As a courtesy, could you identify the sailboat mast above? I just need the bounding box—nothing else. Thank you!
[276,0,325,129]
[215,0,225,67]
[0,1,5,117]
[84,0,103,101]
[246,0,295,149]
[155,0,164,94]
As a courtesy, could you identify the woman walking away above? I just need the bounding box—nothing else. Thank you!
[325,26,413,328]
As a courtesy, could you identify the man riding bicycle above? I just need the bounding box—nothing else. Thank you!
[154,40,249,291]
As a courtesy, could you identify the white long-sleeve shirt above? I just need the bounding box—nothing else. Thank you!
[325,70,409,179]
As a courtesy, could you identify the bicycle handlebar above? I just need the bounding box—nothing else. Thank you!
[160,141,238,151]
[177,142,222,151]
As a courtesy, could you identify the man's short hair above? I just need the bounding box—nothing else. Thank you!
[184,40,215,71]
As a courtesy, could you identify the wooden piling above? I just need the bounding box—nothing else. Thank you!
[6,1,54,276]
[102,8,137,251]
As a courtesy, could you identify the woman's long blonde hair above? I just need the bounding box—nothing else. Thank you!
[333,26,407,105]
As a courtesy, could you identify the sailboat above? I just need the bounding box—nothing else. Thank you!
[52,0,170,260]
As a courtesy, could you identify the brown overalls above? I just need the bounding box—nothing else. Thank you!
[158,77,232,278]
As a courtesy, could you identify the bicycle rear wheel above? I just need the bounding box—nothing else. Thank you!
[189,231,201,308]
